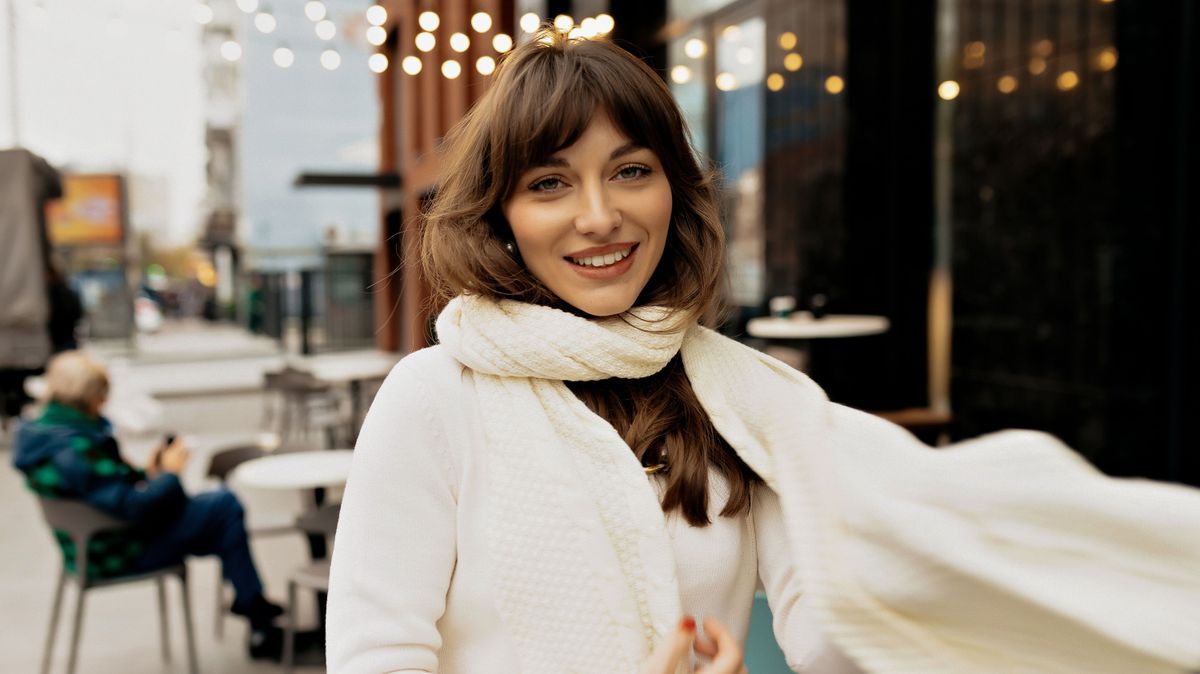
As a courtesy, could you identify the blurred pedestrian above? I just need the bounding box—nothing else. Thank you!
[45,264,83,353]
[11,351,286,660]
[327,29,1200,674]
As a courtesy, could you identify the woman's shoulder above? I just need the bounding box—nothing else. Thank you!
[386,344,468,393]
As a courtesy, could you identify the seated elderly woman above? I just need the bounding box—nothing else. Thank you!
[11,351,284,659]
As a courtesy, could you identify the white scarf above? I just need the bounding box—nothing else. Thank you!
[436,295,1200,674]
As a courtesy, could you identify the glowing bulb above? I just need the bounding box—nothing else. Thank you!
[1029,57,1047,75]
[220,40,242,61]
[450,32,470,52]
[415,32,435,52]
[938,80,960,100]
[273,46,294,68]
[554,14,573,32]
[471,12,492,33]
[579,17,599,39]
[366,25,386,46]
[321,49,341,70]
[369,53,388,73]
[996,75,1018,93]
[567,27,582,40]
[964,41,986,58]
[493,33,513,53]
[1056,70,1079,91]
[254,11,276,34]
[824,75,845,94]
[784,52,803,71]
[595,14,614,34]
[315,19,336,40]
[779,32,797,50]
[520,13,540,34]
[236,0,258,13]
[670,65,692,84]
[684,38,706,59]
[766,73,784,91]
[441,59,462,79]
[418,11,439,32]
[715,72,737,91]
[1033,39,1054,57]
[401,55,422,75]
[1096,47,1118,71]
[476,55,496,75]
[366,5,387,26]
[304,0,325,21]
[193,3,214,25]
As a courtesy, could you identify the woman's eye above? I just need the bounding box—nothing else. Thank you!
[529,176,565,192]
[615,165,651,180]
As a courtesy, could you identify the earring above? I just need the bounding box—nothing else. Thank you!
[504,241,517,255]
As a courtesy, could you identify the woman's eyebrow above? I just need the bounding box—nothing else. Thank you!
[529,143,647,170]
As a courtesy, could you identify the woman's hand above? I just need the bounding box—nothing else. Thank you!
[641,615,748,674]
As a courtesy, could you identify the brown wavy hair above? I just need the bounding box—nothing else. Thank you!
[421,29,760,526]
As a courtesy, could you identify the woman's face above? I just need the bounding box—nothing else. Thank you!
[502,114,672,317]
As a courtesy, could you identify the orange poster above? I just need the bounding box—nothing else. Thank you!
[45,174,125,246]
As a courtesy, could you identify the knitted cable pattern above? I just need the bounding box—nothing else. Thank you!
[437,295,1200,674]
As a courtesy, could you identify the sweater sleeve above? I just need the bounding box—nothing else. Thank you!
[53,437,188,529]
[327,356,459,674]
[755,486,865,674]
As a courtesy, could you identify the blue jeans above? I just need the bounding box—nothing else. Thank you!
[131,488,264,611]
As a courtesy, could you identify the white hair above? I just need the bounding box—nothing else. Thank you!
[43,351,109,409]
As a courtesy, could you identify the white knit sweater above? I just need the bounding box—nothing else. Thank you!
[326,345,860,674]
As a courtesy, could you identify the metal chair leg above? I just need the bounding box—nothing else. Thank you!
[64,581,86,674]
[214,578,224,639]
[156,575,171,662]
[282,580,297,673]
[41,568,66,674]
[178,571,199,674]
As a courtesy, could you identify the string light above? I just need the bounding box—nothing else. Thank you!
[567,27,582,40]
[321,49,341,70]
[766,73,784,91]
[366,5,387,26]
[1096,46,1118,71]
[784,53,803,71]
[254,10,276,34]
[471,12,492,33]
[449,32,470,53]
[476,55,496,75]
[315,19,336,40]
[779,32,797,50]
[996,75,1018,93]
[236,0,258,13]
[1029,57,1047,75]
[825,75,845,94]
[1056,70,1079,90]
[715,72,737,91]
[418,11,440,32]
[670,65,692,84]
[366,25,386,46]
[595,14,614,34]
[937,80,960,100]
[273,46,294,67]
[304,0,325,21]
[441,60,462,79]
[684,38,706,59]
[553,14,573,32]
[401,55,422,75]
[579,17,599,39]
[369,53,389,73]
[520,13,540,34]
[493,33,513,53]
[221,40,242,62]
[193,3,214,25]
[415,32,435,52]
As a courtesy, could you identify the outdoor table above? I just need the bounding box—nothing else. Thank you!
[229,448,354,494]
[746,312,890,370]
[299,352,400,440]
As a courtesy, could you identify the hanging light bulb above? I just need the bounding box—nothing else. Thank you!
[476,55,496,75]
[715,73,737,91]
[304,0,326,22]
[553,14,573,32]
[766,73,784,91]
[321,49,341,70]
[220,40,242,62]
[449,32,470,52]
[366,25,387,46]
[273,46,294,68]
[369,53,389,73]
[670,65,692,84]
[520,13,540,34]
[471,12,492,33]
[996,75,1018,93]
[579,17,599,39]
[366,5,387,26]
[938,80,961,100]
[493,33,513,53]
[684,39,706,59]
[402,55,422,75]
[784,52,803,71]
[595,13,614,34]
[779,32,797,50]
[315,19,336,40]
[441,59,462,79]
[418,11,440,32]
[825,75,845,94]
[254,10,276,34]
[415,32,436,52]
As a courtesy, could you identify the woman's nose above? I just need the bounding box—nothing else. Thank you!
[574,183,621,236]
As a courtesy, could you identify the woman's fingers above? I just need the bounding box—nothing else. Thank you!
[693,629,718,659]
[695,616,746,674]
[640,616,697,674]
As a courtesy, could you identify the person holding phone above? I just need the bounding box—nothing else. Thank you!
[12,350,286,659]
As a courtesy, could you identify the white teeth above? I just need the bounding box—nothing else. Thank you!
[571,247,632,267]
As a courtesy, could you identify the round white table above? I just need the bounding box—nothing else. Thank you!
[230,449,354,491]
[746,312,890,340]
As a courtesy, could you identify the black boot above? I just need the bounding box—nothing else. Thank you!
[232,593,285,626]
[233,594,285,660]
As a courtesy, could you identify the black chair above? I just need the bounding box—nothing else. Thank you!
[35,497,199,674]
[282,503,340,673]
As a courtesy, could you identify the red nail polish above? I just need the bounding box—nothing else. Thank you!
[680,616,696,632]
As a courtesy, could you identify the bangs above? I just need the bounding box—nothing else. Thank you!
[489,41,677,198]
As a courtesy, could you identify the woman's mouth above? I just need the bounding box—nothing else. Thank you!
[564,243,639,279]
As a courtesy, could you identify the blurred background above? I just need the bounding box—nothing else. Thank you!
[1,0,1197,671]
